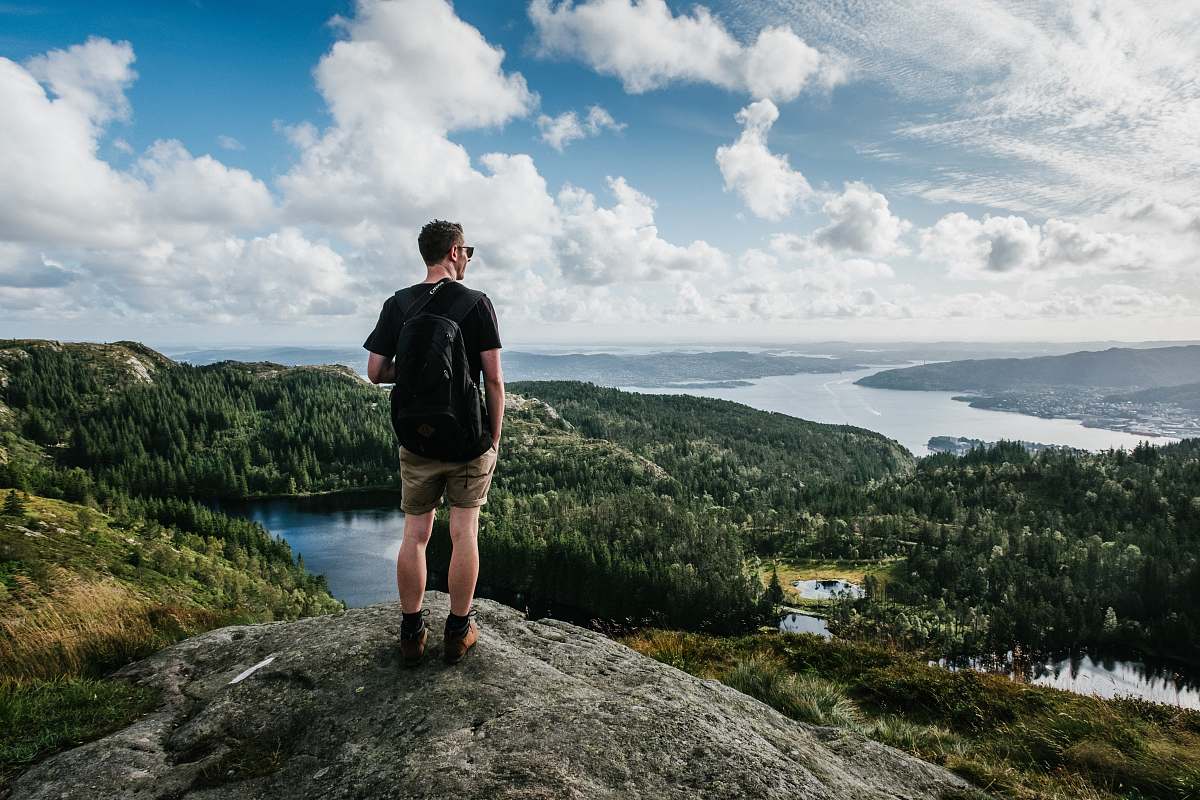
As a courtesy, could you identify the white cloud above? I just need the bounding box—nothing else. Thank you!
[0,36,349,325]
[919,211,1151,280]
[1037,219,1143,271]
[0,43,142,247]
[0,36,276,255]
[0,245,79,289]
[319,0,535,133]
[585,105,622,134]
[135,139,275,230]
[766,234,895,283]
[715,99,811,220]
[920,212,1042,278]
[278,0,557,278]
[931,284,1193,320]
[25,37,136,128]
[554,176,727,285]
[668,233,906,324]
[537,112,585,152]
[217,134,244,151]
[278,0,725,307]
[814,181,911,257]
[536,103,625,151]
[741,0,1200,216]
[529,0,846,101]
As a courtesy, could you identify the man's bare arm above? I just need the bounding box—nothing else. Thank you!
[480,348,504,449]
[367,352,396,384]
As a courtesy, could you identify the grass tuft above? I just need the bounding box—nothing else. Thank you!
[0,571,227,681]
[724,653,864,730]
[0,676,159,790]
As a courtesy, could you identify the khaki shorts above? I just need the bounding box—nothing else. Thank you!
[398,444,498,515]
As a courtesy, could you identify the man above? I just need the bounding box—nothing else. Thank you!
[363,219,504,666]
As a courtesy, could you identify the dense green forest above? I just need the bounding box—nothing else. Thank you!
[1,342,397,499]
[3,340,1200,663]
[805,439,1200,664]
[507,381,915,511]
[2,341,811,633]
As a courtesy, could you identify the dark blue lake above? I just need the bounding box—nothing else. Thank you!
[212,492,407,609]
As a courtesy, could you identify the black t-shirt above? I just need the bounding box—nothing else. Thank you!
[362,280,502,387]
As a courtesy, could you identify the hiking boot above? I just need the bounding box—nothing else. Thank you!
[443,609,480,665]
[399,608,430,668]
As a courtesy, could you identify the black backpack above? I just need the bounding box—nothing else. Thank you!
[389,278,490,461]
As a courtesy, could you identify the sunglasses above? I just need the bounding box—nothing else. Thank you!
[457,244,474,260]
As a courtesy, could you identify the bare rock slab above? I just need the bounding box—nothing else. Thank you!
[10,591,984,799]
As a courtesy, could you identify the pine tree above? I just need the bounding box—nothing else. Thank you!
[766,563,785,607]
[2,489,27,517]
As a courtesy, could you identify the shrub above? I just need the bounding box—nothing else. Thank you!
[724,654,863,730]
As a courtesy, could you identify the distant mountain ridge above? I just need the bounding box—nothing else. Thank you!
[166,340,1200,389]
[855,345,1200,392]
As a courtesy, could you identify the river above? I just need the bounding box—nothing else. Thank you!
[618,363,1174,457]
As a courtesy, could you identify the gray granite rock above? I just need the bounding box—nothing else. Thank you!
[10,591,986,799]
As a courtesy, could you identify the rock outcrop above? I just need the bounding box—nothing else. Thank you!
[10,591,984,799]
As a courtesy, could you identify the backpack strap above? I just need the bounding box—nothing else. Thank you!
[443,288,484,325]
[397,277,453,322]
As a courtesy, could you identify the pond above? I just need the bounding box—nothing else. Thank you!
[778,611,831,638]
[210,491,406,609]
[792,579,864,600]
[934,650,1200,710]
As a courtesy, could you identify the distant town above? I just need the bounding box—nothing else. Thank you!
[951,387,1199,440]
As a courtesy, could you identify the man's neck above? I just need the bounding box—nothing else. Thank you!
[423,265,457,284]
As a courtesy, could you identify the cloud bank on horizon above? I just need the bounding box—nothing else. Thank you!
[0,0,1197,343]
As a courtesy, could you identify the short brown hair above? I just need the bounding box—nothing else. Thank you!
[418,220,463,266]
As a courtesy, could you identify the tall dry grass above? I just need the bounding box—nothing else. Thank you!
[0,569,223,680]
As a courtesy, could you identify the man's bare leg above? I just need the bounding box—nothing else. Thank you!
[397,509,435,612]
[447,505,481,616]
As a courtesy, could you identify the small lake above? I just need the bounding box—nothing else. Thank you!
[935,652,1200,710]
[779,611,831,638]
[793,579,865,600]
[211,493,406,609]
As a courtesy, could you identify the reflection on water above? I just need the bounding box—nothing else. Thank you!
[211,492,406,609]
[778,612,831,638]
[934,650,1200,710]
[793,579,864,600]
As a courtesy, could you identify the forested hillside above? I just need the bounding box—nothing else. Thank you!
[3,341,826,633]
[4,339,1200,663]
[1,491,340,681]
[1,342,397,498]
[507,381,915,510]
[856,344,1200,391]
[805,440,1200,664]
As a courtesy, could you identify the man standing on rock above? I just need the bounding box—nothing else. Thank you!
[363,219,504,666]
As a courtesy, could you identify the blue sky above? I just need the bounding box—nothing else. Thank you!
[1,0,1198,347]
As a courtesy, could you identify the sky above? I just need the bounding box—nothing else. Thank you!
[1,0,1198,348]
